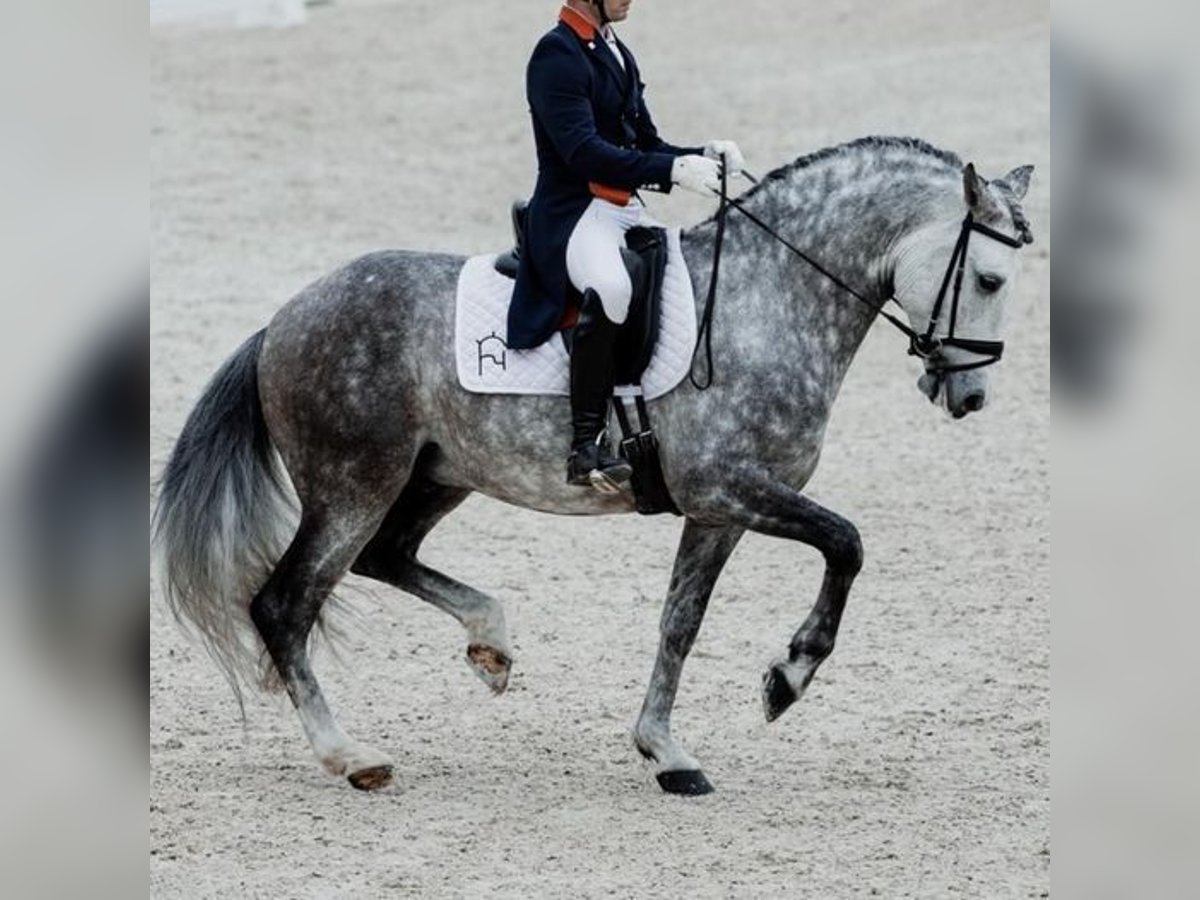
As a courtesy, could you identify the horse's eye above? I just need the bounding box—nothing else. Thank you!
[977,273,1005,293]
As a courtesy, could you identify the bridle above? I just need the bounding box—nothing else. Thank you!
[690,163,1029,389]
[906,213,1025,372]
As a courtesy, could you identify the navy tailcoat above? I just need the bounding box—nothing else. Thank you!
[506,12,701,350]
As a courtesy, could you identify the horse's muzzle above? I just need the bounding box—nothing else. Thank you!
[918,367,988,418]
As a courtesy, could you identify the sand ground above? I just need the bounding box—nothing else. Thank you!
[151,1,1050,896]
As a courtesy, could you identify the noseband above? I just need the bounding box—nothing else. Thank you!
[690,166,1029,389]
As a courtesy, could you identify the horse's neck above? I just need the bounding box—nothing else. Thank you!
[680,162,937,393]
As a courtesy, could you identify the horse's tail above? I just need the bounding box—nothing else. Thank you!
[153,329,297,708]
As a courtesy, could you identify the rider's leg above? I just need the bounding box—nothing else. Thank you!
[566,199,637,323]
[563,198,642,490]
[566,288,632,490]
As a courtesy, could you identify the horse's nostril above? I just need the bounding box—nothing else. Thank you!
[963,392,985,412]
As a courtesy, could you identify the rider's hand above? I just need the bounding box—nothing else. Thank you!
[703,140,747,177]
[671,155,722,197]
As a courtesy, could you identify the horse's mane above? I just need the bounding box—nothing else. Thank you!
[741,135,963,201]
[729,135,1032,241]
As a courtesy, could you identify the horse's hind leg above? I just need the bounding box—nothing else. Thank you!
[351,476,513,693]
[633,520,743,795]
[251,505,395,791]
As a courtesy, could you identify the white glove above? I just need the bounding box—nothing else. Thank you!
[671,155,721,197]
[703,139,746,176]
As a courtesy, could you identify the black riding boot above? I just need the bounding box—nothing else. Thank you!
[566,290,633,490]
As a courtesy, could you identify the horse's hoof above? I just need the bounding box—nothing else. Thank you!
[347,764,394,792]
[467,643,512,694]
[656,769,715,796]
[762,664,798,722]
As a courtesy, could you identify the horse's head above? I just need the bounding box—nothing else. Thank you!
[892,162,1035,418]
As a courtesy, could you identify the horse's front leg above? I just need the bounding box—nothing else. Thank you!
[633,519,743,795]
[701,474,863,722]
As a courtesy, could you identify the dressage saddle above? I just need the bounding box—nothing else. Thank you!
[494,200,668,387]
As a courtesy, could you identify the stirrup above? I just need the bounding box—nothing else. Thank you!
[587,468,627,495]
[567,432,632,492]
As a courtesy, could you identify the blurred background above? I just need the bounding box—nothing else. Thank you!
[0,0,144,897]
[1053,2,1200,897]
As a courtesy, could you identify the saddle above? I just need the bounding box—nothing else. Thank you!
[494,200,668,387]
[495,201,678,516]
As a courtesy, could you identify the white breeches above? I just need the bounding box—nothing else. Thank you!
[565,196,648,324]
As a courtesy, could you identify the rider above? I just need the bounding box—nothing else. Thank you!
[507,0,745,490]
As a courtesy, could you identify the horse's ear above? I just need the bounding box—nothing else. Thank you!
[962,162,986,209]
[995,164,1034,200]
[962,162,1006,219]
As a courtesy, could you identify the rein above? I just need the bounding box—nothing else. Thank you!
[688,165,1026,390]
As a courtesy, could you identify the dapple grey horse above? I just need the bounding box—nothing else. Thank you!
[155,136,1034,795]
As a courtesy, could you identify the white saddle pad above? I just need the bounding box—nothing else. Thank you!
[454,227,696,398]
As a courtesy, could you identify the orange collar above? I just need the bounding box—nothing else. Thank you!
[559,5,598,41]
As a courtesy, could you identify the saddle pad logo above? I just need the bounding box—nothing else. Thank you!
[476,331,508,376]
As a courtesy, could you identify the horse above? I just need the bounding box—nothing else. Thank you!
[154,136,1035,795]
